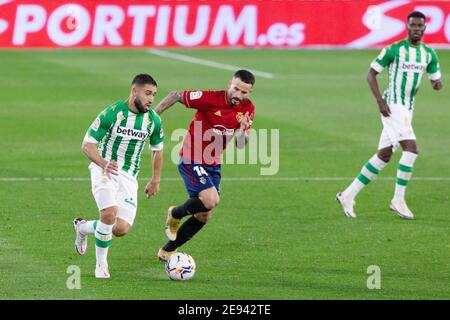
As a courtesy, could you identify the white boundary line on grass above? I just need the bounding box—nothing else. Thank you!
[1,177,450,182]
[147,49,275,79]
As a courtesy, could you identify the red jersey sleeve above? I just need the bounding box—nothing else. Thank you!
[183,90,227,111]
[183,90,209,111]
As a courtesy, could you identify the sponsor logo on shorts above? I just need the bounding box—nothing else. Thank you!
[199,177,207,185]
[124,198,136,208]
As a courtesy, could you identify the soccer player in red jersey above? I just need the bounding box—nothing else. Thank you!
[154,70,256,261]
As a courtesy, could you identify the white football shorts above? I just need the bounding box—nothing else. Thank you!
[378,104,416,151]
[89,162,138,226]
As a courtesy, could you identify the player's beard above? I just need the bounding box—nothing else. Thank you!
[134,97,148,113]
[229,94,242,106]
[409,30,423,43]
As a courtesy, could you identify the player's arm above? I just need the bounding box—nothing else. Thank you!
[81,108,118,178]
[367,68,390,117]
[145,114,164,198]
[154,91,184,115]
[428,49,442,91]
[145,150,163,198]
[81,141,118,178]
[369,46,394,117]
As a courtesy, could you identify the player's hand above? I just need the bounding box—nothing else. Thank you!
[377,99,391,117]
[145,180,160,198]
[239,112,252,131]
[431,80,442,91]
[103,160,118,178]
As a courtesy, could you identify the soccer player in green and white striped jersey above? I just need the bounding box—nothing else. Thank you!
[337,11,443,219]
[72,74,164,278]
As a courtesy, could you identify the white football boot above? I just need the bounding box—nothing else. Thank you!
[95,262,110,279]
[336,192,357,218]
[73,218,87,255]
[390,198,414,219]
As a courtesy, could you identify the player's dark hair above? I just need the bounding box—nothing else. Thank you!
[407,11,426,22]
[234,70,255,86]
[132,74,157,87]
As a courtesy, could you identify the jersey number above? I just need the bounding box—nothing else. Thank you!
[193,166,208,176]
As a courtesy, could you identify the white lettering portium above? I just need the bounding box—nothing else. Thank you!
[11,3,305,47]
[171,123,279,176]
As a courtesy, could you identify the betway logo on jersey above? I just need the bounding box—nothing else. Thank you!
[116,126,148,140]
[401,62,425,73]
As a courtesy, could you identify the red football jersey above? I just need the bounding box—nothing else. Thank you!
[180,90,255,165]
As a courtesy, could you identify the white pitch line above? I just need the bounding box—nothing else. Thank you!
[1,177,450,182]
[147,49,275,79]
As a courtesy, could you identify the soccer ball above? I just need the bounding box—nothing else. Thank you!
[165,252,196,281]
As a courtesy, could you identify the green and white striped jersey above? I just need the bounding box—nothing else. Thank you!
[84,100,163,177]
[371,39,441,111]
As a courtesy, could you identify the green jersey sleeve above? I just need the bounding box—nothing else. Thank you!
[84,106,115,143]
[149,111,164,151]
[427,49,441,81]
[370,45,395,73]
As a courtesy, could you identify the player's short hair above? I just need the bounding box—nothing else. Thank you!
[407,11,426,22]
[132,74,157,87]
[234,70,255,86]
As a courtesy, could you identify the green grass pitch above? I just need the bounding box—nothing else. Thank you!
[0,48,449,299]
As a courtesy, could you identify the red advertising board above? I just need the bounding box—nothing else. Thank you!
[0,0,449,48]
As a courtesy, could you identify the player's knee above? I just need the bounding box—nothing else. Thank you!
[113,219,131,237]
[199,188,220,209]
[380,154,392,163]
[400,140,419,155]
[113,227,129,237]
[202,195,220,210]
[100,207,117,224]
[377,149,393,163]
[194,211,212,223]
[406,147,419,155]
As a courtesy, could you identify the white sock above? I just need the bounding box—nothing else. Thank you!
[78,220,96,235]
[394,151,418,200]
[344,154,388,199]
[95,221,114,265]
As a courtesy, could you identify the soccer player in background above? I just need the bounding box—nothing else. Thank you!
[337,11,443,219]
[154,70,255,261]
[73,74,164,278]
